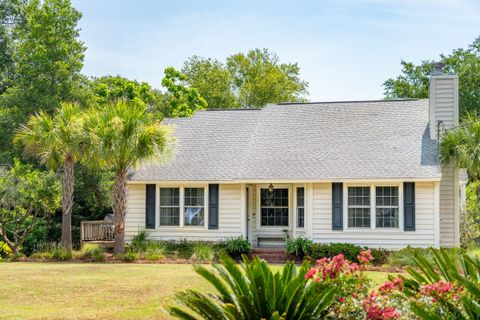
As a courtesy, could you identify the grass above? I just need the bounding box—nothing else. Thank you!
[0,262,395,319]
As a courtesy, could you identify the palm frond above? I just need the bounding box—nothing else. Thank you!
[169,255,334,320]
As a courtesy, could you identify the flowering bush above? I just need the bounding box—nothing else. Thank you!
[306,250,374,318]
[363,277,411,319]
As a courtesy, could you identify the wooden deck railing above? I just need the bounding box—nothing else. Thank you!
[80,220,115,244]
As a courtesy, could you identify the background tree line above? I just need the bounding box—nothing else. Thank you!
[1,0,479,253]
[0,0,310,252]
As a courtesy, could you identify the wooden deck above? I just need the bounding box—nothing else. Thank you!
[80,220,115,246]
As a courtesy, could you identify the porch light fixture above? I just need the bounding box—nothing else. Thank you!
[268,183,274,194]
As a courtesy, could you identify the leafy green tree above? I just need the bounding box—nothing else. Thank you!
[85,101,170,254]
[0,160,60,256]
[169,255,334,319]
[161,67,207,117]
[0,0,25,94]
[11,0,85,111]
[15,102,84,251]
[180,49,308,109]
[182,56,239,109]
[384,36,480,116]
[226,48,308,108]
[91,76,158,107]
[0,0,87,163]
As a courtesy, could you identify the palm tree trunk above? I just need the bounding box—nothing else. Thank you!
[113,169,128,254]
[61,156,74,251]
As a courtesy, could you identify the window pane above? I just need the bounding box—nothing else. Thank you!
[184,207,204,226]
[297,187,304,207]
[376,186,398,206]
[376,208,399,228]
[375,187,399,228]
[297,207,305,228]
[159,207,179,226]
[184,188,204,206]
[348,187,370,206]
[160,188,179,206]
[260,188,289,226]
[348,208,371,227]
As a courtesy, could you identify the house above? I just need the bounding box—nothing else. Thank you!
[125,68,466,249]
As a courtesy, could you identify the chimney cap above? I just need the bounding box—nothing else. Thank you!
[432,62,445,75]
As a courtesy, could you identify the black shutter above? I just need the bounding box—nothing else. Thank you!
[404,182,415,231]
[145,184,156,229]
[332,183,343,230]
[208,184,219,229]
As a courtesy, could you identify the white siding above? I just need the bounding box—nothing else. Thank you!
[125,184,243,242]
[311,182,436,249]
[428,74,460,247]
[440,167,460,247]
[429,74,459,138]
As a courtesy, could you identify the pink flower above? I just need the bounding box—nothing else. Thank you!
[305,268,317,279]
[364,292,400,320]
[358,250,374,264]
[419,280,460,300]
[339,297,346,303]
[349,262,360,272]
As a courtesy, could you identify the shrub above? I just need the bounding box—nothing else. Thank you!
[169,256,335,319]
[305,250,375,318]
[22,219,49,256]
[388,246,463,267]
[308,243,364,263]
[161,240,194,259]
[143,242,166,261]
[116,251,137,262]
[225,236,252,258]
[0,241,13,259]
[285,237,313,258]
[52,247,72,261]
[131,229,151,252]
[190,243,214,263]
[79,244,106,262]
[363,248,478,319]
[369,248,390,265]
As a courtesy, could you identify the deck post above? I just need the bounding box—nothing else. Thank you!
[80,221,84,247]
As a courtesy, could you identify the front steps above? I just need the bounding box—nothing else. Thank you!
[251,247,293,264]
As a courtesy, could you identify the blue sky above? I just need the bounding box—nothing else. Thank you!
[72,0,480,101]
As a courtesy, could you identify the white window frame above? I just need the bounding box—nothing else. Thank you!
[375,186,401,229]
[158,187,181,227]
[295,185,306,229]
[343,183,403,231]
[155,184,209,230]
[183,187,206,227]
[256,184,292,230]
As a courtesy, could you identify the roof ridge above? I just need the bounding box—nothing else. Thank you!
[277,98,422,105]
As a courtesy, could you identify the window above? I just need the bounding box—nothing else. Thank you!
[348,187,370,228]
[376,186,399,228]
[159,188,180,226]
[184,188,205,226]
[297,187,305,228]
[260,188,288,226]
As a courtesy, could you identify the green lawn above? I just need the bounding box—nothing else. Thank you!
[0,262,395,320]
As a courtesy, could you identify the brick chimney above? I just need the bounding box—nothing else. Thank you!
[429,62,459,139]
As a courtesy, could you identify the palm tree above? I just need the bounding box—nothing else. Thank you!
[15,102,84,251]
[440,113,480,179]
[85,100,170,254]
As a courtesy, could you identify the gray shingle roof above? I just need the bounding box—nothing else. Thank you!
[129,99,441,181]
